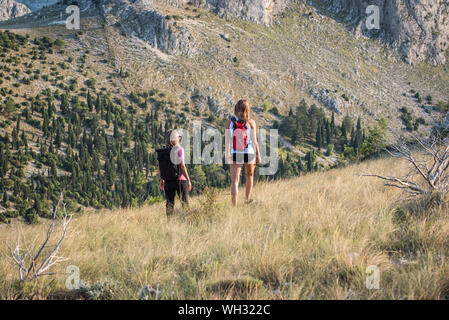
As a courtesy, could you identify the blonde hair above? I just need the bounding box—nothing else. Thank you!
[165,129,180,147]
[234,100,250,123]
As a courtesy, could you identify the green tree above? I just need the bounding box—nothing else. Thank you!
[4,97,16,115]
[306,151,315,172]
[191,165,207,194]
[360,117,387,158]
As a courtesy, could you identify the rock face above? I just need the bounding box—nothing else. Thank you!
[155,0,449,64]
[15,0,60,12]
[152,0,289,25]
[99,0,193,55]
[71,0,449,64]
[200,0,289,25]
[0,0,31,21]
[309,88,343,115]
[309,0,449,65]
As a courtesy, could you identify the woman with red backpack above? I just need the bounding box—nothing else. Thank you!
[226,100,261,206]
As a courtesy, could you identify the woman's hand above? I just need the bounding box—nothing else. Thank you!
[188,180,192,192]
[256,154,261,165]
[226,155,231,164]
[160,180,165,191]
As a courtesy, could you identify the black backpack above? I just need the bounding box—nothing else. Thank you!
[156,148,180,181]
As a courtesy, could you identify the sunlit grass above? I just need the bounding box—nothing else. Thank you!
[1,156,448,299]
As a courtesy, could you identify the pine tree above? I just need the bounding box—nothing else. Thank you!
[95,95,101,114]
[296,157,304,174]
[316,122,323,149]
[87,90,93,112]
[331,112,335,135]
[2,191,9,208]
[325,119,331,145]
[293,122,303,144]
[50,160,57,177]
[353,117,363,152]
[43,110,49,137]
[306,151,315,172]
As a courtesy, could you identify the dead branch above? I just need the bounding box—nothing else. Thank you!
[364,130,449,198]
[7,192,72,282]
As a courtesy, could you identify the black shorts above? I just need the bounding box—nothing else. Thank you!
[232,153,255,164]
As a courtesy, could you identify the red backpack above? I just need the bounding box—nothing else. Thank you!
[231,117,248,151]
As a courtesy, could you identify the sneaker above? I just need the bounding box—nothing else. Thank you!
[245,199,255,205]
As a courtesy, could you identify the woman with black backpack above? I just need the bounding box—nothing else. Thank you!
[157,129,192,216]
[226,100,261,206]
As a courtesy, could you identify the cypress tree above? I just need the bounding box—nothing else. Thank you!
[2,191,8,208]
[306,151,314,172]
[316,122,323,149]
[95,95,101,113]
[331,112,335,135]
[325,119,331,145]
[87,90,93,112]
[353,118,363,151]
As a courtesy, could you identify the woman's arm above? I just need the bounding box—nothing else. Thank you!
[250,120,261,164]
[179,159,192,191]
[158,167,164,191]
[225,119,232,164]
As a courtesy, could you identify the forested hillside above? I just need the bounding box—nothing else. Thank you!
[0,29,410,223]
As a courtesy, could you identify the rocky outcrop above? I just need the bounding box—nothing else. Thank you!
[100,0,193,55]
[152,0,289,25]
[0,0,31,21]
[153,0,449,64]
[201,0,289,25]
[309,88,343,115]
[15,0,60,12]
[59,0,449,64]
[309,0,449,65]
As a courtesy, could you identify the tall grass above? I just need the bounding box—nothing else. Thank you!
[1,156,448,299]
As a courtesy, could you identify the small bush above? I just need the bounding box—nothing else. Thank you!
[77,279,123,300]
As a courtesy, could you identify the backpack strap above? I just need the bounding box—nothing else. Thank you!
[230,115,237,129]
[230,115,247,128]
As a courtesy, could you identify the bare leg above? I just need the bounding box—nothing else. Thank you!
[245,164,255,202]
[230,164,242,206]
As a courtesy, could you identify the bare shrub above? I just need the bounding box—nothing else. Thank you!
[364,128,449,202]
[186,187,219,222]
[7,193,73,283]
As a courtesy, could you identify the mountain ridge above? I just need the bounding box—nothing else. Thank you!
[1,0,448,136]
[2,0,448,64]
[0,0,31,21]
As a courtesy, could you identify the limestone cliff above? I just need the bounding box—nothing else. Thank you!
[0,0,31,21]
[309,0,449,64]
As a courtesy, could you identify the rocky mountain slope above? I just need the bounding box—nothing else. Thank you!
[310,0,449,65]
[0,0,448,219]
[15,0,60,12]
[3,0,449,64]
[1,0,448,136]
[154,0,449,65]
[0,0,31,21]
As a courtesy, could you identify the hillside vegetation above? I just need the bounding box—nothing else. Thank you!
[1,156,449,300]
[0,28,401,222]
[1,2,449,220]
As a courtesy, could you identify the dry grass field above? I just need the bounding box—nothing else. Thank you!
[1,155,448,300]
